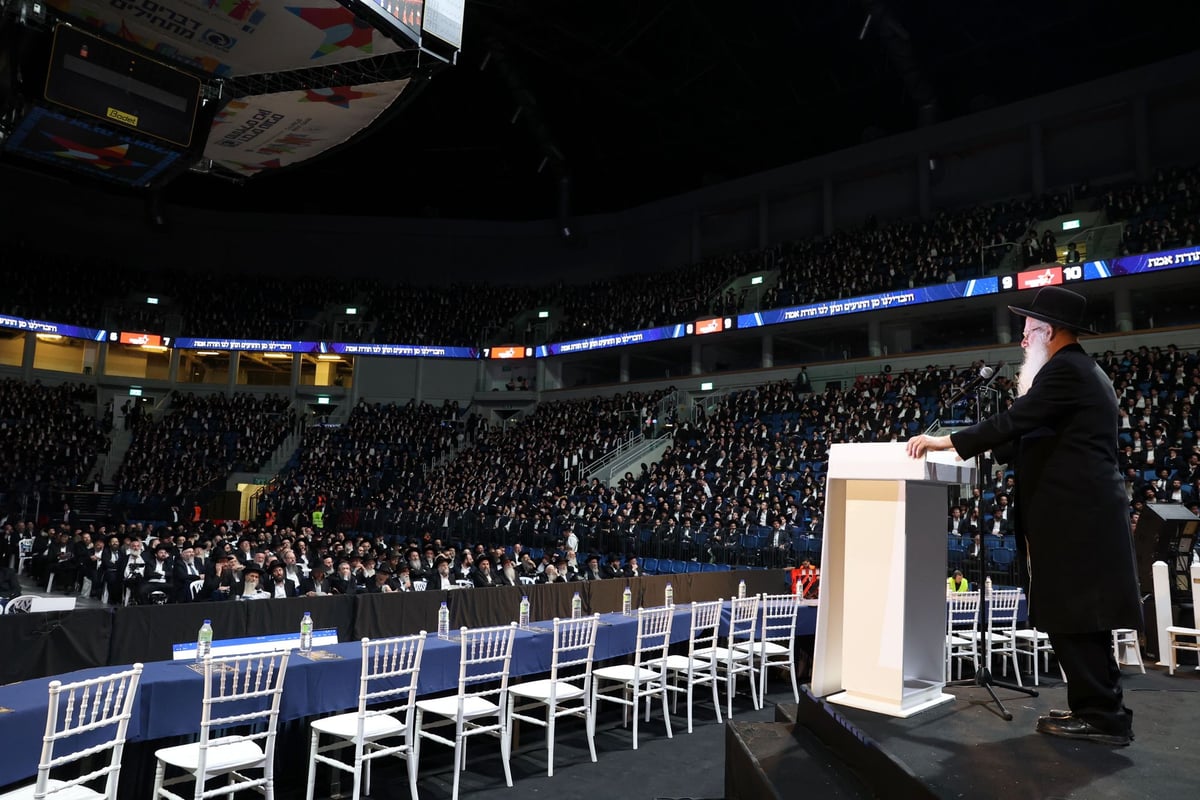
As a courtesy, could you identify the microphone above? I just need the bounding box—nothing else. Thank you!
[981,360,1006,390]
[945,362,1004,408]
[922,362,1005,434]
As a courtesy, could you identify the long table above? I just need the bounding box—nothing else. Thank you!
[0,596,820,790]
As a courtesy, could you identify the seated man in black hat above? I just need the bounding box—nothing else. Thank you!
[203,552,242,601]
[139,542,177,604]
[471,554,498,588]
[495,554,520,586]
[299,564,334,597]
[579,554,606,581]
[367,563,398,593]
[235,564,270,600]
[265,560,300,598]
[424,555,457,591]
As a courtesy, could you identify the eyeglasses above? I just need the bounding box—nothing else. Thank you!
[1022,326,1051,343]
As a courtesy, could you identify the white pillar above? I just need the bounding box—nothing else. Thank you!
[1153,560,1173,667]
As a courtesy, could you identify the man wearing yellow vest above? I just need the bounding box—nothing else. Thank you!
[947,569,970,592]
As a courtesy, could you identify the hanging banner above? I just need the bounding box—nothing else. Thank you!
[46,0,406,77]
[203,78,409,174]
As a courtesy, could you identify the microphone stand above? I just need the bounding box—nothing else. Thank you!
[946,377,1037,720]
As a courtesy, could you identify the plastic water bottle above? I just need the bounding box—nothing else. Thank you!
[984,576,993,596]
[665,581,674,607]
[622,586,632,616]
[571,591,582,619]
[437,601,450,639]
[519,595,530,627]
[299,611,313,655]
[737,579,747,599]
[196,619,213,663]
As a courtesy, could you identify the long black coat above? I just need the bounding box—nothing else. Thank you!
[950,343,1141,633]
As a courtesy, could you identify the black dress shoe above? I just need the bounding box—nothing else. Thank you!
[1036,715,1132,746]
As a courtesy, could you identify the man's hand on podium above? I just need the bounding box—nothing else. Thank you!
[906,434,954,459]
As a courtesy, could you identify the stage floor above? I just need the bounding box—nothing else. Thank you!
[800,665,1200,800]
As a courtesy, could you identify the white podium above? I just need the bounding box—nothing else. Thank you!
[810,442,975,717]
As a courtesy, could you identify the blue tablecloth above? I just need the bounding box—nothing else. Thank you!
[0,606,708,789]
[0,598,829,789]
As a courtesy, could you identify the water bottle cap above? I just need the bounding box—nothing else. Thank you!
[203,619,211,624]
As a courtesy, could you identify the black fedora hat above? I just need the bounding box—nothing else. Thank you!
[1008,286,1096,335]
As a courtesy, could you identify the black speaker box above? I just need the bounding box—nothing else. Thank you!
[43,23,201,148]
[1133,503,1200,600]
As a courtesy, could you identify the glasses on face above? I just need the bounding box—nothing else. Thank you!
[1022,325,1050,344]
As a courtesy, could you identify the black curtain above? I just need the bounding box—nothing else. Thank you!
[451,585,526,629]
[0,608,110,684]
[243,595,354,642]
[109,600,245,665]
[354,591,445,639]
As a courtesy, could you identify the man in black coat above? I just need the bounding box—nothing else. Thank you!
[908,286,1139,746]
[424,556,457,591]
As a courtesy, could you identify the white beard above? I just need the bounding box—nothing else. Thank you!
[1017,333,1051,396]
[503,566,516,583]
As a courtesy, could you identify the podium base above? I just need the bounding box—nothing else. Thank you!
[826,684,953,719]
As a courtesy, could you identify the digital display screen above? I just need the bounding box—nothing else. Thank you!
[738,279,998,329]
[535,324,688,357]
[172,338,320,353]
[330,342,478,359]
[691,317,729,335]
[351,0,424,47]
[0,314,105,341]
[485,346,530,360]
[118,332,164,347]
[1016,266,1062,290]
[2,104,184,189]
[423,0,466,48]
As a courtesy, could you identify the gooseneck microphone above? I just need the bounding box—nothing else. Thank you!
[945,361,1005,408]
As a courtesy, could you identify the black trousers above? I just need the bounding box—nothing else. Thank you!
[1048,630,1132,733]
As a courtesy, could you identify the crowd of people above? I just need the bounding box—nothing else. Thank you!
[2,163,1200,609]
[0,379,110,515]
[5,166,1197,355]
[4,335,1200,608]
[2,517,662,605]
[110,391,295,517]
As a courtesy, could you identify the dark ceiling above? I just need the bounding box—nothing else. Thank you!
[109,0,1200,220]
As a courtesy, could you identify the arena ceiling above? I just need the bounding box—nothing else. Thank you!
[3,0,1200,222]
